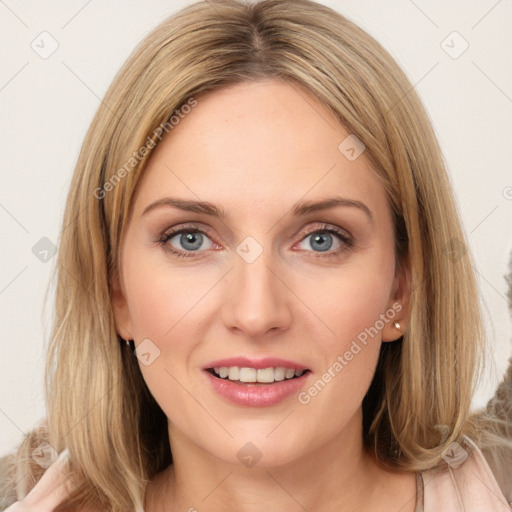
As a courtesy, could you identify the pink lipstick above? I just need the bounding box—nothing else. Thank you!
[203,356,311,407]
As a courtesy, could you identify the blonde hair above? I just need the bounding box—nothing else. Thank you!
[3,0,497,509]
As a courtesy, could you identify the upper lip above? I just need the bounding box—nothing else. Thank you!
[203,357,309,371]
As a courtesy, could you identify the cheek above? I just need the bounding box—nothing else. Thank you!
[291,249,395,408]
[297,253,395,353]
[121,250,215,397]
[122,254,207,418]
[123,253,206,340]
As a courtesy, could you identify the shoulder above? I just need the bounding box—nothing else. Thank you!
[421,436,511,511]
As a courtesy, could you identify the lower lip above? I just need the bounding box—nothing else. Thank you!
[204,370,311,407]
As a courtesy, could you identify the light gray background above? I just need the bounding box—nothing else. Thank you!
[1,0,511,457]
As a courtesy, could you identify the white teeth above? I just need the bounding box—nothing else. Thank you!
[228,367,240,380]
[285,368,295,379]
[257,368,275,383]
[274,367,286,381]
[211,366,307,383]
[239,367,257,382]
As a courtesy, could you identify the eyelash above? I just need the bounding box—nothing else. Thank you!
[157,223,354,260]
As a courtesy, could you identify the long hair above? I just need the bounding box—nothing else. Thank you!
[3,0,494,510]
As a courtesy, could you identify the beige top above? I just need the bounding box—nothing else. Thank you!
[414,436,511,511]
[4,436,511,511]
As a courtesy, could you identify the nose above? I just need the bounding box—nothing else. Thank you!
[221,245,292,339]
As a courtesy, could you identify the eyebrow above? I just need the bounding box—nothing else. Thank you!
[142,196,373,223]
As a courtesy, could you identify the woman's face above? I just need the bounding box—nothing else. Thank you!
[112,79,407,468]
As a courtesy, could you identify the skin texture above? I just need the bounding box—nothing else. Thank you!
[112,79,415,512]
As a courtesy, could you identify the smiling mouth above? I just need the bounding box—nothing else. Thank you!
[207,366,311,384]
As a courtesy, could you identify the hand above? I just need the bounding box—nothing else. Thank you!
[4,449,78,512]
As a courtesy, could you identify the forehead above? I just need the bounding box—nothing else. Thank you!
[132,79,387,222]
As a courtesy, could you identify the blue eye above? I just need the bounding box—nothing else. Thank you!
[296,226,353,259]
[159,227,214,258]
[302,232,339,252]
[158,223,353,259]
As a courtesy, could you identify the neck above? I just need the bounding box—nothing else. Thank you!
[145,409,417,512]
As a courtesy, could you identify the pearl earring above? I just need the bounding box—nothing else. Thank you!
[121,338,135,350]
[393,321,403,333]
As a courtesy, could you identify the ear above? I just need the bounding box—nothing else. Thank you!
[381,261,411,342]
[110,273,134,340]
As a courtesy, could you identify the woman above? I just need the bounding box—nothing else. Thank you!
[1,0,511,510]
